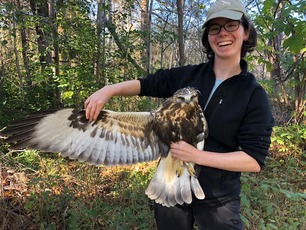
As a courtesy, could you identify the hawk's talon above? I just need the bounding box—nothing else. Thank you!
[184,162,196,177]
[176,166,184,177]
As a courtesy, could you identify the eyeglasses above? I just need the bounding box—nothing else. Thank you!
[207,21,240,35]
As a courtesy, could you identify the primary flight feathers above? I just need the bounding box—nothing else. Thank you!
[1,87,208,207]
[3,109,160,165]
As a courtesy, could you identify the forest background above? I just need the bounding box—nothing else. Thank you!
[0,0,305,229]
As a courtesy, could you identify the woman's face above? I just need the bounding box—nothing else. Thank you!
[208,17,249,60]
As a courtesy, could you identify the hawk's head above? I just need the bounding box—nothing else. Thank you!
[172,87,200,105]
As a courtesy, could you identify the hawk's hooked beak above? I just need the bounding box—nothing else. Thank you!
[185,95,192,102]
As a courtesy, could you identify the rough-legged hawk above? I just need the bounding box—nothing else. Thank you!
[0,87,208,207]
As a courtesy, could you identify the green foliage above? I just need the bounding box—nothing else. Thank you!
[0,0,143,128]
[241,156,305,230]
[251,0,306,125]
[255,0,306,67]
[271,125,306,157]
[240,124,306,229]
[7,151,41,172]
[257,79,274,95]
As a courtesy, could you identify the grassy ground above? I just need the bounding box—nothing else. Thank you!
[0,148,305,230]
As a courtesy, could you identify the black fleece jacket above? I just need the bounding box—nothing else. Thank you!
[138,59,274,204]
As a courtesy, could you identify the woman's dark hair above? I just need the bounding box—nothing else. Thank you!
[201,15,257,59]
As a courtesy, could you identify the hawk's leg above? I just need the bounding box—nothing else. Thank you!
[175,161,196,178]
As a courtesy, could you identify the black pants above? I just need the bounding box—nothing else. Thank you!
[154,197,243,230]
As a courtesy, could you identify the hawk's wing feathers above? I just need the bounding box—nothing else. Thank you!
[1,109,161,165]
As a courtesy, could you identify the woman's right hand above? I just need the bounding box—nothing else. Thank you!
[84,86,113,121]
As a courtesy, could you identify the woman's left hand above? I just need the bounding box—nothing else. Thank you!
[170,141,200,163]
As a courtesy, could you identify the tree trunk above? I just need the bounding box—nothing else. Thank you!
[96,0,107,85]
[140,0,153,74]
[11,8,23,90]
[16,0,31,82]
[29,0,59,108]
[48,0,61,108]
[176,0,185,66]
[29,0,52,66]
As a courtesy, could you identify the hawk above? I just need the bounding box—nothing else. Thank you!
[0,87,208,207]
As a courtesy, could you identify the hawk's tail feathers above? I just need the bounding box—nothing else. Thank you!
[191,176,205,200]
[145,154,204,207]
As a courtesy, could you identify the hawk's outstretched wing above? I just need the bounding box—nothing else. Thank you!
[0,109,162,165]
[0,87,208,207]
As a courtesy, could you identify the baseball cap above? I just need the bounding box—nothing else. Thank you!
[202,0,246,28]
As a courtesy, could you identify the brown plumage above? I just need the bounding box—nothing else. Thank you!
[0,87,208,207]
